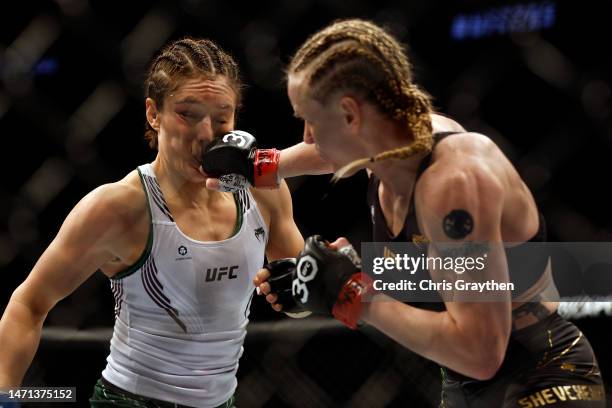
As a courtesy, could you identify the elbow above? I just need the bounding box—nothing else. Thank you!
[471,353,504,381]
[9,285,51,323]
[469,339,507,380]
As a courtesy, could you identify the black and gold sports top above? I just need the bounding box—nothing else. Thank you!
[366,132,547,299]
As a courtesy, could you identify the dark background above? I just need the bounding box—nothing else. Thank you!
[1,0,611,406]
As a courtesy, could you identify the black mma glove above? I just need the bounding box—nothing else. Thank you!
[263,258,311,318]
[201,130,280,192]
[265,236,374,329]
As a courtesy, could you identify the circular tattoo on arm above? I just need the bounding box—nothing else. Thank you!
[443,209,473,239]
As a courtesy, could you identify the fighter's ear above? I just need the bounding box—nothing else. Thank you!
[146,98,161,131]
[339,96,361,131]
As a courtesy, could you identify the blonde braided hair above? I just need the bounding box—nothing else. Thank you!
[288,19,433,180]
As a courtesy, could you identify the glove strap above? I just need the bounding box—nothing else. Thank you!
[253,149,280,188]
[332,273,375,329]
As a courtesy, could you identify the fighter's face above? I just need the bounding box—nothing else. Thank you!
[150,76,237,182]
[287,73,360,171]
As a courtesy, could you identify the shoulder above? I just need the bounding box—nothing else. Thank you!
[84,170,144,211]
[426,132,506,193]
[419,162,504,210]
[426,132,503,188]
[431,113,467,134]
[435,131,499,157]
[417,137,505,239]
[69,170,146,230]
[43,170,148,270]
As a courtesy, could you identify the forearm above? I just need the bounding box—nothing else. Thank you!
[362,296,507,380]
[0,291,46,388]
[279,143,333,178]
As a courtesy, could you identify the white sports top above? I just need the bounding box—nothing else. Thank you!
[102,163,268,407]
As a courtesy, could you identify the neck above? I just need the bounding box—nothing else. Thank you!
[363,118,428,196]
[371,155,425,197]
[152,157,221,207]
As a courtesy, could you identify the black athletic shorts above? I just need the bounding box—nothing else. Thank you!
[440,312,605,407]
[90,377,235,408]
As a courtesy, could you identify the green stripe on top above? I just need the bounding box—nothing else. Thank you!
[111,168,154,281]
[230,191,244,237]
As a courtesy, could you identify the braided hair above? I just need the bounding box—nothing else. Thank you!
[288,19,433,179]
[144,37,242,149]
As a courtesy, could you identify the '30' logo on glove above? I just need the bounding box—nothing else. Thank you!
[222,130,253,148]
[292,255,318,303]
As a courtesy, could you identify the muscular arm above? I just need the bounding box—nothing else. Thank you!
[253,180,304,260]
[0,184,134,388]
[362,169,511,380]
[205,142,332,191]
[279,142,333,178]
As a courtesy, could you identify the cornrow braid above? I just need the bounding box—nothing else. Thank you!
[332,136,431,182]
[288,19,434,179]
[306,43,401,114]
[292,20,413,89]
[333,84,433,181]
[143,37,242,149]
